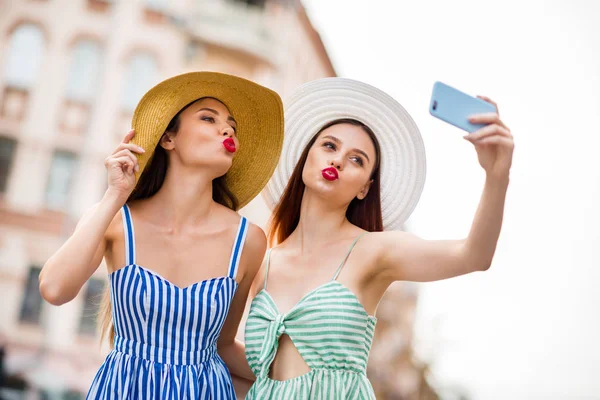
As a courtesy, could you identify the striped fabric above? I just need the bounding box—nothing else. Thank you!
[245,235,377,399]
[87,205,247,399]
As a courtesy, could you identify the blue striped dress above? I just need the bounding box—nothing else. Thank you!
[87,205,248,399]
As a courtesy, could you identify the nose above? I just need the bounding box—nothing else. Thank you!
[329,158,343,171]
[221,124,235,137]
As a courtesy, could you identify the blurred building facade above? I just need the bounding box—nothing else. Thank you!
[0,0,436,398]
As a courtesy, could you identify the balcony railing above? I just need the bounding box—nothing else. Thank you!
[180,0,276,62]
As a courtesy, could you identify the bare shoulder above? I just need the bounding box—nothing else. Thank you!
[213,203,245,226]
[76,202,124,243]
[214,204,267,277]
[106,208,125,241]
[213,204,266,246]
[361,230,414,249]
[355,230,415,268]
[244,223,267,252]
[103,205,129,272]
[239,222,267,279]
[249,256,268,298]
[358,230,427,282]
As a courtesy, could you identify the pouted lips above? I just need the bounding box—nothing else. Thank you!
[223,138,236,153]
[322,167,339,181]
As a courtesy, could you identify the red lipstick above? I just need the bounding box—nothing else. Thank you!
[223,138,236,153]
[322,167,339,181]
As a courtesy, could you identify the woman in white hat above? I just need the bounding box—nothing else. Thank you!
[244,78,513,398]
[39,72,284,399]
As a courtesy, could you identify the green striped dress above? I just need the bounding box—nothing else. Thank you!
[245,235,377,399]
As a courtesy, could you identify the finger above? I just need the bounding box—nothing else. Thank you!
[464,124,511,141]
[476,95,499,114]
[467,113,509,130]
[469,135,514,149]
[113,155,134,169]
[120,159,136,175]
[122,129,135,144]
[112,149,139,167]
[105,153,139,173]
[115,143,145,154]
[112,143,145,156]
[109,151,138,173]
[112,156,136,175]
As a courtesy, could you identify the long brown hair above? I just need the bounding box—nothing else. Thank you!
[268,119,383,246]
[99,99,239,347]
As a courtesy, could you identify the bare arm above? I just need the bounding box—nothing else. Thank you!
[218,223,267,381]
[39,130,143,305]
[376,176,508,282]
[376,98,514,283]
[39,193,122,305]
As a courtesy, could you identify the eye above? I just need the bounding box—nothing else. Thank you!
[350,156,364,166]
[201,116,215,123]
[323,141,336,150]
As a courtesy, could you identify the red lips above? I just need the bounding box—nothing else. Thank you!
[322,167,339,181]
[223,138,236,153]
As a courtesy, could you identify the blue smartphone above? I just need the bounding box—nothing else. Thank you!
[429,81,497,133]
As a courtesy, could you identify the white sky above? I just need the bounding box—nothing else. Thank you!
[302,1,600,399]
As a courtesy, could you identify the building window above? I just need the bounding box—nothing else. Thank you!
[87,0,113,13]
[3,24,45,90]
[79,278,105,335]
[120,52,158,113]
[2,24,45,121]
[65,40,103,103]
[143,0,169,23]
[60,40,103,136]
[45,151,77,210]
[19,266,43,325]
[0,137,16,193]
[185,40,204,62]
[145,0,167,11]
[232,0,267,8]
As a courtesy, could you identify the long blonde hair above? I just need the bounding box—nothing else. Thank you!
[99,286,114,347]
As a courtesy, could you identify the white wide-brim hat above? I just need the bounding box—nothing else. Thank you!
[263,77,426,230]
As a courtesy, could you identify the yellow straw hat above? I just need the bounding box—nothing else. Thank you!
[131,71,284,209]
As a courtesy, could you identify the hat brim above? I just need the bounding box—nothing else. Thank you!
[263,78,426,230]
[131,71,284,209]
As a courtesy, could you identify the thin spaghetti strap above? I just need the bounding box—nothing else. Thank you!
[120,204,136,266]
[332,232,368,281]
[228,216,249,280]
[263,248,273,290]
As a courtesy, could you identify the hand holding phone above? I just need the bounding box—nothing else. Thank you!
[429,81,497,133]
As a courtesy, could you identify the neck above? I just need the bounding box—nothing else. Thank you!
[146,165,217,228]
[285,189,352,253]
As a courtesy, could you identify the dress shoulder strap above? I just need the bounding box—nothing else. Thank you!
[228,216,249,280]
[263,248,273,290]
[332,232,368,281]
[120,204,136,266]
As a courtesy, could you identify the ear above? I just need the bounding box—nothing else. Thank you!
[356,179,373,200]
[159,131,176,151]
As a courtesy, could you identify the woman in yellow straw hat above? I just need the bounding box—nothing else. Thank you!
[244,77,513,399]
[39,71,284,399]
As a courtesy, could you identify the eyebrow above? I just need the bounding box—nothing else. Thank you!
[197,107,237,126]
[321,135,371,163]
